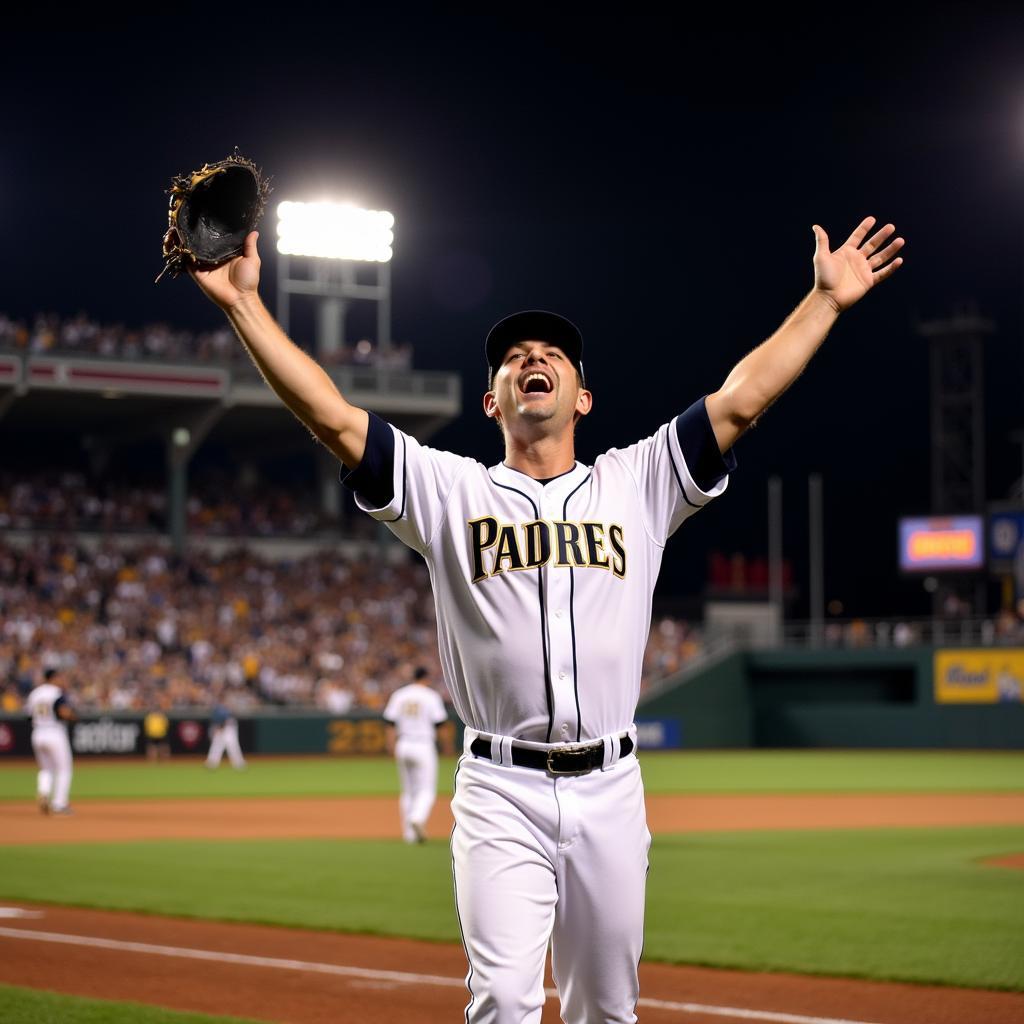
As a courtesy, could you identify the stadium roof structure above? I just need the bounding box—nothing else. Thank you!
[0,351,460,445]
[0,350,461,554]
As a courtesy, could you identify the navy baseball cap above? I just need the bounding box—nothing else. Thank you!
[485,310,585,387]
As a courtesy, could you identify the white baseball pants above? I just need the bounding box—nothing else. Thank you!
[206,721,246,769]
[32,729,73,811]
[451,742,650,1024]
[394,736,439,842]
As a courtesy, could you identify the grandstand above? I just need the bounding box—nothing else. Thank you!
[0,310,460,553]
[0,309,1020,750]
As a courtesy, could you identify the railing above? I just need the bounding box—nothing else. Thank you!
[779,616,1023,649]
[329,364,460,400]
[0,345,461,402]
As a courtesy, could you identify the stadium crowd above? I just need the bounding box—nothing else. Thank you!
[0,470,330,537]
[0,539,709,714]
[0,311,413,370]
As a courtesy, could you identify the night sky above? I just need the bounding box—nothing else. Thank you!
[3,13,1023,617]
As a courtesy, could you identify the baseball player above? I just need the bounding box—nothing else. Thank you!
[189,216,903,1022]
[383,666,449,843]
[205,696,246,770]
[25,667,77,815]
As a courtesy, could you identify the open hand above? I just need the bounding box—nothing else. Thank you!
[813,217,904,312]
[189,230,262,310]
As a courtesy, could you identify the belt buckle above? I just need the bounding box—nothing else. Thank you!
[546,742,598,776]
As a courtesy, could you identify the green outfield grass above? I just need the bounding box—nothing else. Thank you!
[0,984,262,1024]
[0,758,414,800]
[0,826,1021,990]
[0,750,1021,800]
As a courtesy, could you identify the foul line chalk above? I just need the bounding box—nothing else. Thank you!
[0,926,891,1024]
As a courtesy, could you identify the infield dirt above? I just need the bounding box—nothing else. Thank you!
[3,791,1024,844]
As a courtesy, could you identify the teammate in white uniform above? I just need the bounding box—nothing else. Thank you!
[383,666,448,843]
[188,216,903,1022]
[25,668,76,815]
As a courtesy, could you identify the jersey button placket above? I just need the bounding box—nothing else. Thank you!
[542,497,575,738]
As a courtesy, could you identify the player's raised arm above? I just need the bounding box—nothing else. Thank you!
[189,230,370,469]
[705,216,905,454]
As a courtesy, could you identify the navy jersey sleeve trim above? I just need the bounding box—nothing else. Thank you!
[676,396,737,492]
[340,411,396,508]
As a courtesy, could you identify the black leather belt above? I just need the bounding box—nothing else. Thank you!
[470,734,634,775]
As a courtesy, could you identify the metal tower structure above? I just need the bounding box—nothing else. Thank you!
[918,309,993,514]
[917,308,993,617]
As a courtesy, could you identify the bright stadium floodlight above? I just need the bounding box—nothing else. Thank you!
[276,201,394,262]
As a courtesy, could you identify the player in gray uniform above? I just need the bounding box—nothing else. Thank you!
[188,216,903,1022]
[206,695,246,770]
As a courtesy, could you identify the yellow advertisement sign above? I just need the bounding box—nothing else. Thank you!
[934,649,1024,704]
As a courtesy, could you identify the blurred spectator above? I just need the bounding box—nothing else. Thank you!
[995,609,1024,643]
[144,707,171,761]
[844,619,870,647]
[0,311,412,371]
[642,616,703,683]
[317,679,355,714]
[893,622,914,647]
[0,469,327,537]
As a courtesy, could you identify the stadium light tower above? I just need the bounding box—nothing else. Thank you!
[275,200,394,358]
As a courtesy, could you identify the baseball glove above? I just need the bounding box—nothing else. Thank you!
[156,152,271,282]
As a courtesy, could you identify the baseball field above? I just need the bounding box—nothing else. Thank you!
[0,750,1022,1024]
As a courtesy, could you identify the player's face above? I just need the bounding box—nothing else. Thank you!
[484,340,591,438]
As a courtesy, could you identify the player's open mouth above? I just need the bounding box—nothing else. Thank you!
[519,371,553,395]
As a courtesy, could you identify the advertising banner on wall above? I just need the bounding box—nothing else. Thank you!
[0,714,446,757]
[0,717,252,757]
[934,649,1024,704]
[634,719,683,749]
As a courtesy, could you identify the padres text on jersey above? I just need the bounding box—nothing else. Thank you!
[468,517,626,583]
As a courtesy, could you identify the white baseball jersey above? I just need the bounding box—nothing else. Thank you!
[27,682,74,813]
[26,683,69,736]
[383,683,448,742]
[349,398,732,744]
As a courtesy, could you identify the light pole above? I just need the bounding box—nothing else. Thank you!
[275,200,395,360]
[274,199,395,526]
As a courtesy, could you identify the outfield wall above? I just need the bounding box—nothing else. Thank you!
[637,646,1024,749]
[2,646,1020,755]
[0,713,459,758]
